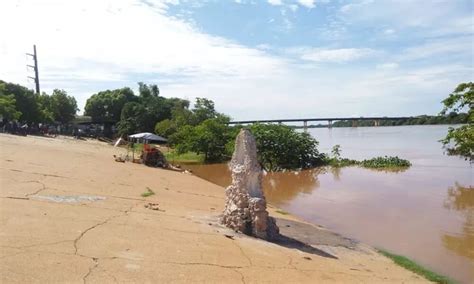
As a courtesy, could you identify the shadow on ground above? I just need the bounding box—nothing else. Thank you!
[270,218,359,259]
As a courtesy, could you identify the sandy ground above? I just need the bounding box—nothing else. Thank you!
[0,134,429,283]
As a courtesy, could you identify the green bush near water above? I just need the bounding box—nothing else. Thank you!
[360,156,412,168]
[378,249,456,284]
[326,145,411,169]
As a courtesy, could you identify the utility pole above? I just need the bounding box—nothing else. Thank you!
[26,45,40,94]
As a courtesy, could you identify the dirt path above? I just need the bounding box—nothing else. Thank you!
[0,134,428,283]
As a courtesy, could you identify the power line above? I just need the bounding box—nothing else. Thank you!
[26,45,40,94]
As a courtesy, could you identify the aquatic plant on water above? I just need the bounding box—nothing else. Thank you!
[360,156,411,168]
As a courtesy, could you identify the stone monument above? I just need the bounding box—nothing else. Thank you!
[222,129,279,240]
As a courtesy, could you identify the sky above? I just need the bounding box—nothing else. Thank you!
[0,0,472,120]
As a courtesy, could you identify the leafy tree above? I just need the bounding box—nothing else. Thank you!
[249,124,325,171]
[440,82,473,161]
[154,119,176,138]
[0,84,21,121]
[138,82,159,99]
[0,80,40,123]
[84,87,136,123]
[192,97,217,124]
[132,83,190,133]
[117,102,146,135]
[49,89,78,124]
[170,115,234,162]
[37,93,55,122]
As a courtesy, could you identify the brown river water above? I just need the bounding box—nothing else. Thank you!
[183,125,473,283]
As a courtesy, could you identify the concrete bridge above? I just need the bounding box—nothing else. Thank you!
[228,116,413,129]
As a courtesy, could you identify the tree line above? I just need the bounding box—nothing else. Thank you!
[1,79,471,165]
[0,80,78,125]
[329,113,468,128]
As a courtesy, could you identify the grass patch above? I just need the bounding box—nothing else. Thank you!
[164,151,204,164]
[378,249,456,284]
[275,209,290,215]
[141,187,155,198]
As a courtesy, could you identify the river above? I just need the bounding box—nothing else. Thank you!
[183,125,473,283]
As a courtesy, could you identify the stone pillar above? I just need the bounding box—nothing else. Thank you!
[222,129,279,240]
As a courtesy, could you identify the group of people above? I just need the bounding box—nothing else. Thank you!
[0,121,60,137]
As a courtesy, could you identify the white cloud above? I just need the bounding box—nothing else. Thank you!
[376,63,399,70]
[267,0,283,6]
[0,0,470,119]
[398,37,473,62]
[297,0,316,9]
[0,0,287,112]
[289,4,298,12]
[294,48,376,63]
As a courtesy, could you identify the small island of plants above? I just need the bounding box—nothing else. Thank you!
[325,145,411,170]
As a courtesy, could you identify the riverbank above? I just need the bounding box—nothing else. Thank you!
[0,134,429,283]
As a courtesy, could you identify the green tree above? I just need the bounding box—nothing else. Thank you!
[116,102,146,135]
[0,83,21,121]
[37,93,55,123]
[170,116,233,162]
[192,97,217,124]
[250,124,325,171]
[49,89,78,124]
[0,80,40,123]
[154,119,176,138]
[84,87,136,123]
[138,82,159,99]
[440,82,473,161]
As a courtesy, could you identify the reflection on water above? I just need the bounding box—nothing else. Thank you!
[184,163,323,205]
[184,125,473,283]
[443,184,474,260]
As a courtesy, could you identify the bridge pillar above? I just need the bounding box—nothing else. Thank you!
[328,120,332,128]
[352,120,358,127]
[374,120,380,127]
[303,121,308,132]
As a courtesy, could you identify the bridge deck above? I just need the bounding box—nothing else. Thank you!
[228,117,413,124]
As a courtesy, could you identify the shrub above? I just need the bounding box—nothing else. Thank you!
[249,124,325,171]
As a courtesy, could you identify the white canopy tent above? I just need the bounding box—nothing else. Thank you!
[128,132,167,144]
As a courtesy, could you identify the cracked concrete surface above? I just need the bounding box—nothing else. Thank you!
[0,134,429,283]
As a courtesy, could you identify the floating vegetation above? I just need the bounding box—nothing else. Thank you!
[360,156,412,168]
[325,145,411,169]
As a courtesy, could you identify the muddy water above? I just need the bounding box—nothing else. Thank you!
[184,125,473,283]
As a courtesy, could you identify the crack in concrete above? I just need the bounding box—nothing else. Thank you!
[233,269,246,284]
[82,257,99,284]
[175,190,223,200]
[73,204,135,255]
[24,180,47,197]
[232,241,253,267]
[3,196,30,200]
[160,261,245,269]
[4,168,69,179]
